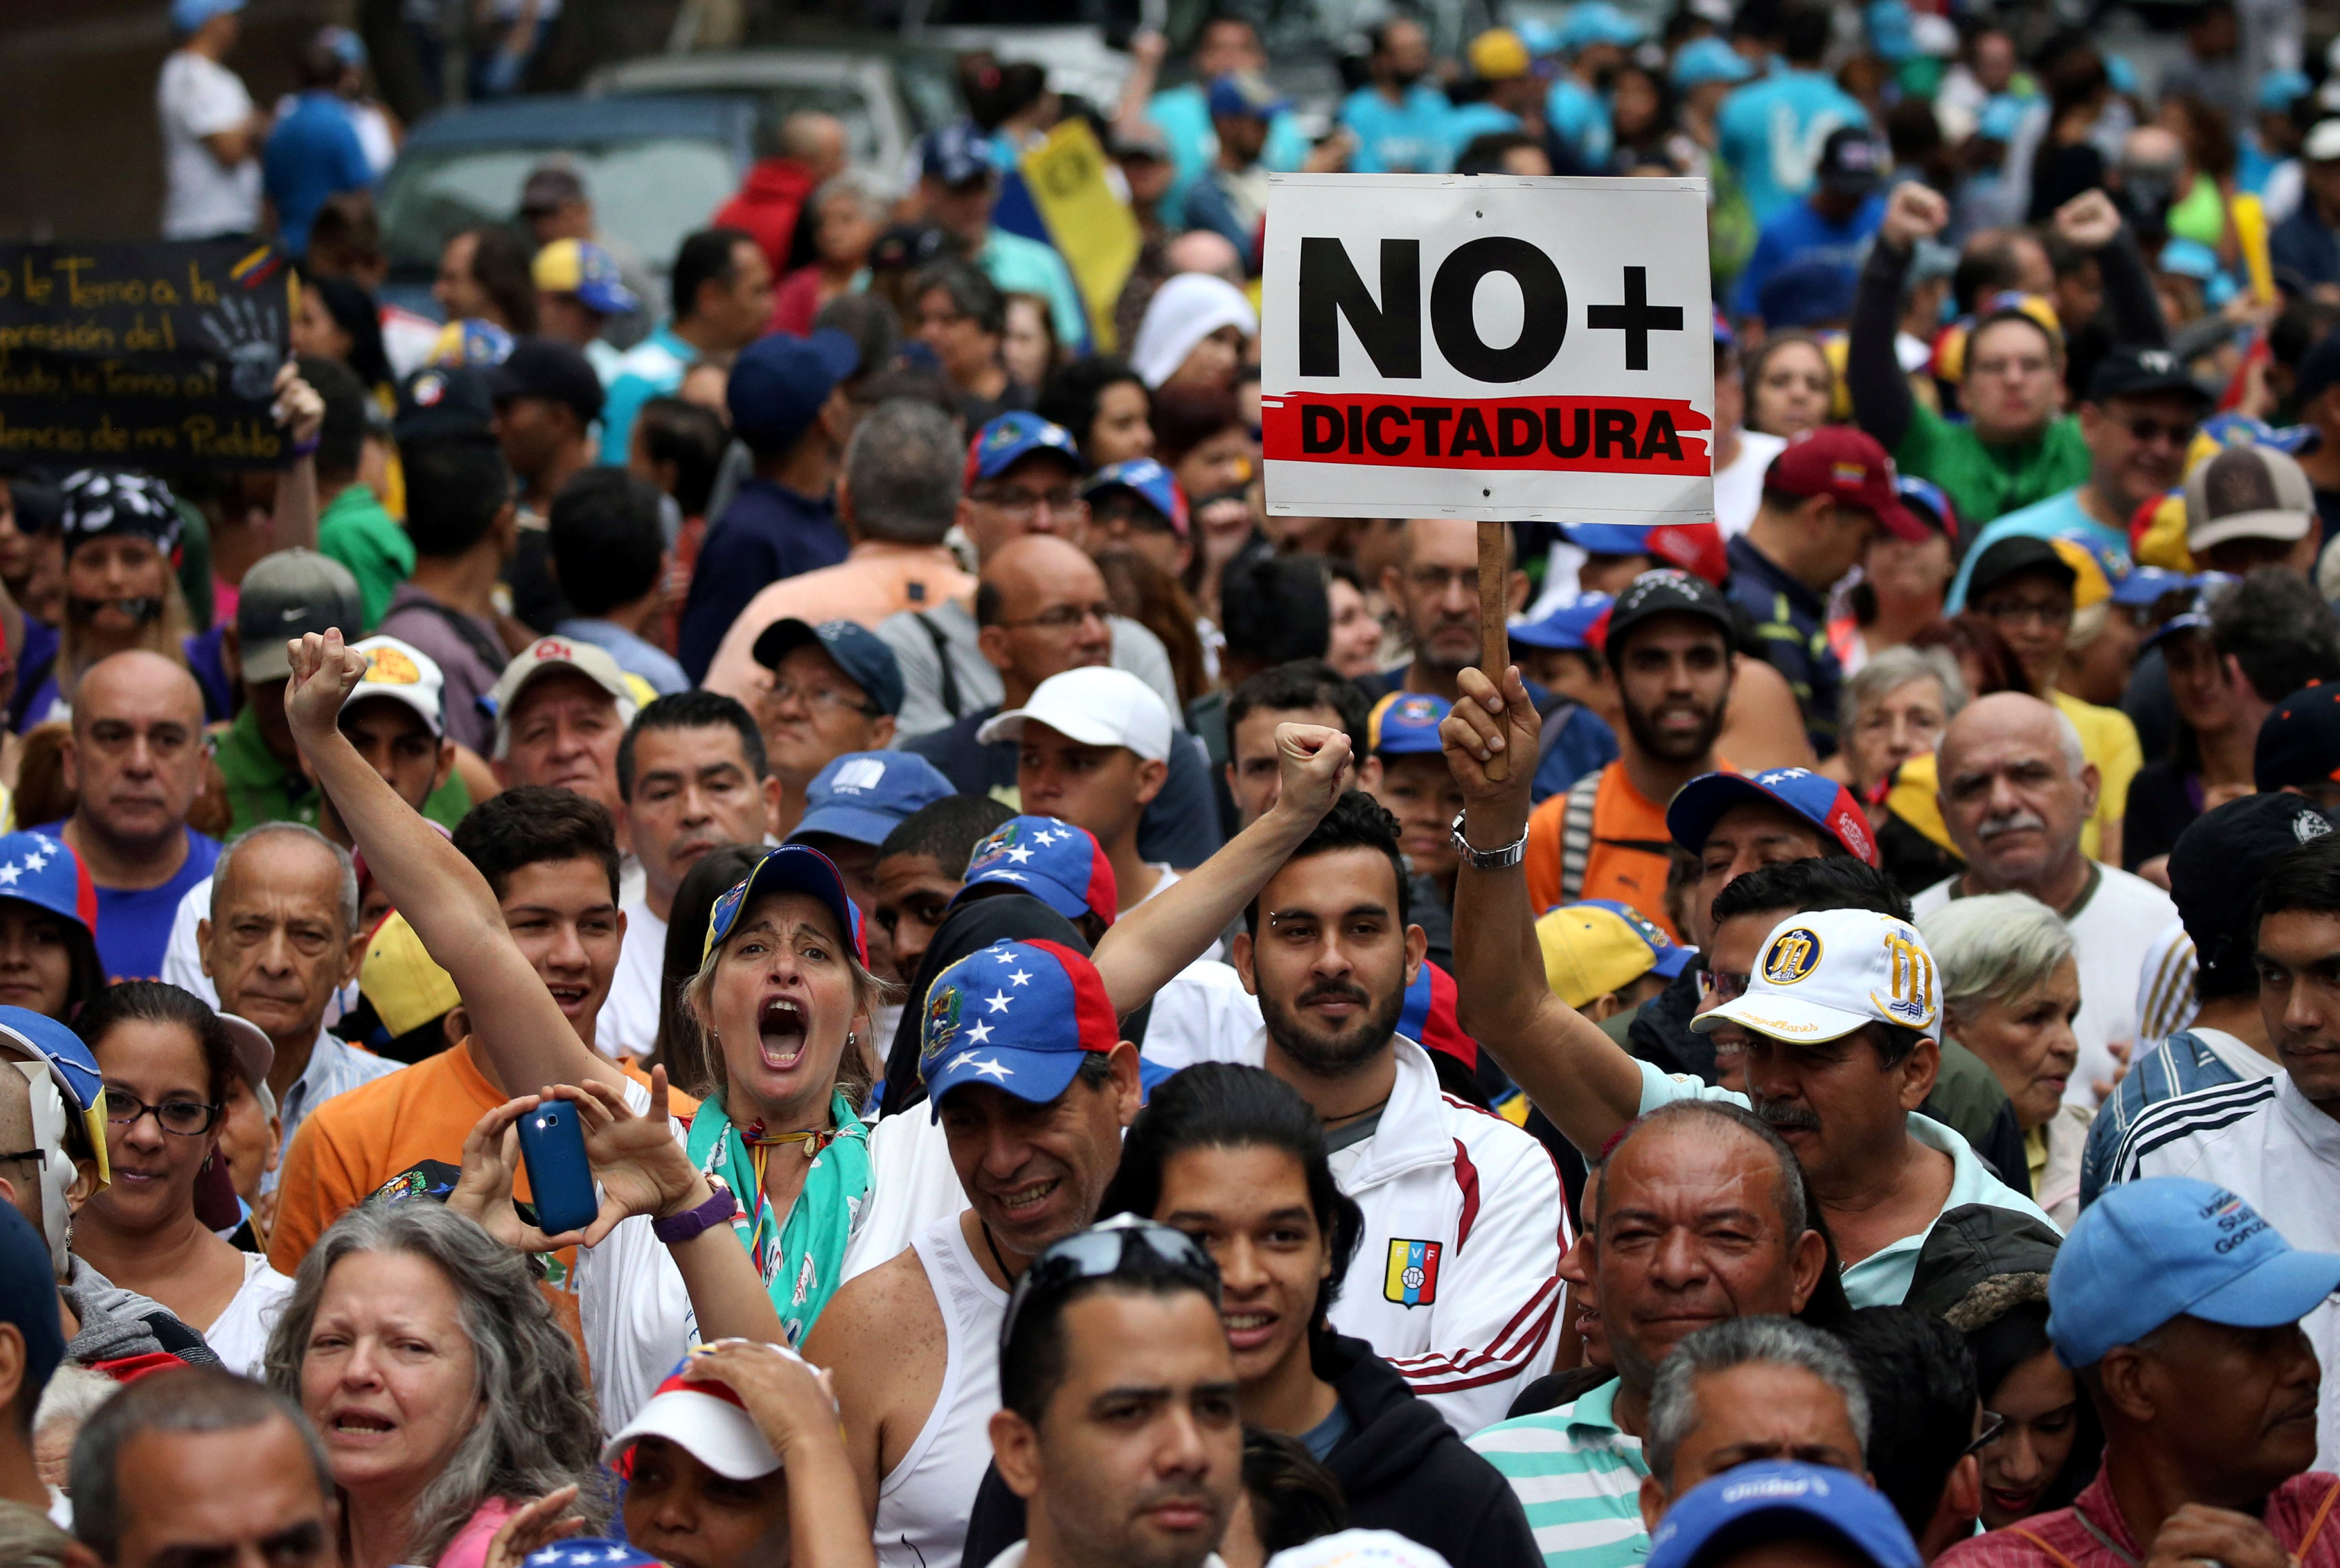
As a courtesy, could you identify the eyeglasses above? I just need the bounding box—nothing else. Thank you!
[1696,968,1750,1005]
[1978,598,2074,630]
[102,1088,221,1137]
[2123,415,2198,447]
[766,678,879,718]
[1962,1410,2010,1457]
[1002,1216,1221,1351]
[998,600,1115,633]
[972,486,1086,522]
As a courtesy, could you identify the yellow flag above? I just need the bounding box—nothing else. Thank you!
[1020,120,1142,353]
[2232,191,2276,305]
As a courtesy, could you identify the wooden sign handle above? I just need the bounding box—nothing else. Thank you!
[1476,519,1510,783]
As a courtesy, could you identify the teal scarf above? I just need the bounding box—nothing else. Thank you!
[685,1087,871,1345]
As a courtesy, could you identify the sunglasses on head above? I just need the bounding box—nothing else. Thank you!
[1001,1216,1221,1350]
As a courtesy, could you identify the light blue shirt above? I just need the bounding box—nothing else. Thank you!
[1715,69,1871,222]
[1546,76,1613,170]
[1944,489,2131,612]
[598,325,696,465]
[1340,83,1456,173]
[554,618,690,696]
[1468,1380,1650,1568]
[1633,1060,2058,1306]
[269,1033,403,1195]
[1146,84,1312,211]
[978,228,1089,354]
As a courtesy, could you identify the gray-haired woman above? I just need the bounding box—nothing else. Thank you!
[1919,892,2091,1222]
[263,1202,608,1568]
[1837,642,1968,807]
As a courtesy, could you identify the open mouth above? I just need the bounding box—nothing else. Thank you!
[987,1176,1060,1219]
[329,1411,395,1438]
[757,996,808,1071]
[1223,1309,1279,1351]
[548,983,590,1016]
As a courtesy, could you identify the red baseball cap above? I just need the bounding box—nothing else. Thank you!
[1765,427,1927,541]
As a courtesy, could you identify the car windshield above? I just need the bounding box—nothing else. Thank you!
[378,138,737,285]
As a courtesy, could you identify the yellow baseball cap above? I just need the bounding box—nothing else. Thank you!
[1536,900,1691,1009]
[1470,27,1532,80]
[362,912,462,1038]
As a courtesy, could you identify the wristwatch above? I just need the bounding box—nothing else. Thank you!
[653,1177,737,1244]
[1451,811,1528,870]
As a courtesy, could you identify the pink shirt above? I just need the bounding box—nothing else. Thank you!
[700,542,977,704]
[433,1496,519,1568]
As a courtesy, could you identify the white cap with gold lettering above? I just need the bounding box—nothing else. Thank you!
[1689,907,1940,1043]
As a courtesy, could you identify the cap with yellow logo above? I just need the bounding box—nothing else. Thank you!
[344,635,447,739]
[1689,908,1940,1043]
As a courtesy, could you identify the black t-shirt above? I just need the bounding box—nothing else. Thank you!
[2123,758,2202,872]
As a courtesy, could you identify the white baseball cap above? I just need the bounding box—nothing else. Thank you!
[1689,908,1942,1044]
[602,1352,784,1480]
[490,635,639,757]
[344,636,447,738]
[977,666,1173,763]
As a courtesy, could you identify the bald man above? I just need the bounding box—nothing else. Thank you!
[39,652,222,982]
[908,535,1223,866]
[717,110,851,278]
[1911,691,2177,1108]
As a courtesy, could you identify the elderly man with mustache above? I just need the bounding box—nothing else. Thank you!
[1910,692,2176,1112]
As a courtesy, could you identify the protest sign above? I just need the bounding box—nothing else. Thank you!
[1259,174,1715,524]
[0,241,296,472]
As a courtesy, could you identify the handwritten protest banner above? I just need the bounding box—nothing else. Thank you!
[0,241,295,471]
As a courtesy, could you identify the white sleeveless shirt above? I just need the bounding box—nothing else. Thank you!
[875,1216,1009,1568]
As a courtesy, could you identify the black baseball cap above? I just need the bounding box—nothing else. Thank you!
[1816,126,1883,198]
[2170,790,2336,985]
[2256,680,2340,791]
[1604,568,1736,660]
[2085,344,2212,406]
[488,336,606,426]
[394,364,497,443]
[1965,534,2077,604]
[2295,332,2340,408]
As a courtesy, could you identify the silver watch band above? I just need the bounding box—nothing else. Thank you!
[1451,811,1528,870]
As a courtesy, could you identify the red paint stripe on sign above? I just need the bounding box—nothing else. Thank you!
[1262,393,1712,476]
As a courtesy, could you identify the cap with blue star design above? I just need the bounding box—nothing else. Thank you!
[950,816,1119,926]
[919,938,1121,1120]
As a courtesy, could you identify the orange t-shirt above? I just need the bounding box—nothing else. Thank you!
[269,1041,698,1357]
[1524,759,1729,942]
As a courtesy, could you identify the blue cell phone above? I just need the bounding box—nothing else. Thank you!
[515,1099,598,1237]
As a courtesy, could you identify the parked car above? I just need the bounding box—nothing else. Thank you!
[375,94,758,321]
[586,45,963,176]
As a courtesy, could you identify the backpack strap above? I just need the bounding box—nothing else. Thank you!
[917,613,963,723]
[1558,769,1603,907]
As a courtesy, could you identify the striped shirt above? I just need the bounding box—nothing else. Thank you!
[268,1031,403,1194]
[2077,1026,2272,1208]
[1467,1379,1652,1568]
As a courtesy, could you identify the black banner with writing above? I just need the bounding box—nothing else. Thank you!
[0,240,296,473]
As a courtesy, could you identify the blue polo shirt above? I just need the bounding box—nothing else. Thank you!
[1340,83,1457,172]
[1732,192,1887,319]
[1715,69,1869,222]
[262,92,374,258]
[677,478,849,684]
[37,823,221,984]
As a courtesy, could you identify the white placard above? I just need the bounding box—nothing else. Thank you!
[1259,173,1716,523]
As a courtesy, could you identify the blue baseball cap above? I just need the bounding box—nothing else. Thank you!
[1665,767,1880,866]
[1558,1,1647,51]
[919,121,994,188]
[1671,36,1754,88]
[1510,592,1613,652]
[1977,94,2027,141]
[2145,573,2239,649]
[1084,459,1189,538]
[1562,521,1663,555]
[0,1204,62,1414]
[172,0,244,33]
[965,412,1083,485]
[1207,71,1290,120]
[316,24,367,68]
[788,752,957,850]
[1367,691,1451,757]
[919,938,1122,1118]
[951,816,1119,926]
[1647,1461,1922,1568]
[2113,565,2201,608]
[2049,1176,2340,1368]
[751,618,906,718]
[705,843,866,966]
[2262,69,2313,112]
[525,1543,662,1568]
[0,830,98,948]
[729,330,860,451]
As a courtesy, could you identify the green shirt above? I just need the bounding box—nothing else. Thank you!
[1468,1379,1651,1568]
[1892,404,2093,531]
[213,704,469,840]
[317,483,415,632]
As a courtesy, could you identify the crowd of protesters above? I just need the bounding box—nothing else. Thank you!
[15,1,2340,1567]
